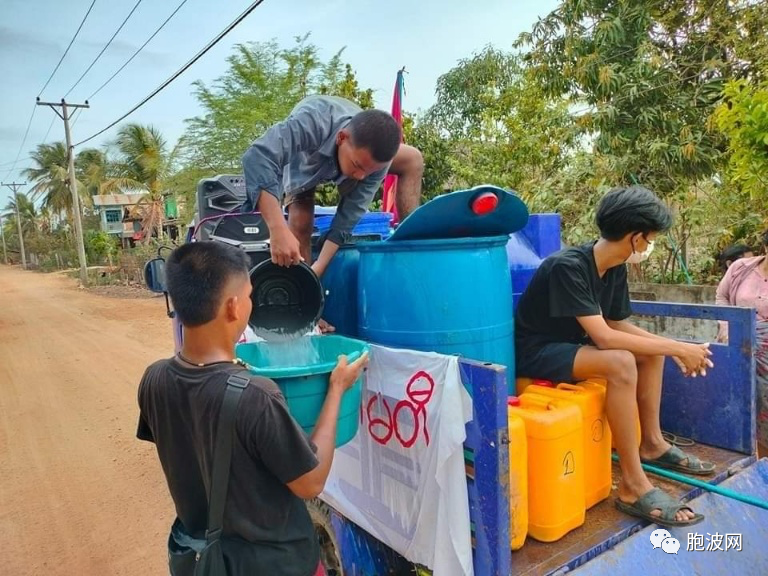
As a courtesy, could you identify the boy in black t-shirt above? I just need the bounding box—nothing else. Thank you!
[515,185,714,527]
[137,241,367,576]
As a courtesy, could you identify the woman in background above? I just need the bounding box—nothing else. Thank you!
[716,230,768,456]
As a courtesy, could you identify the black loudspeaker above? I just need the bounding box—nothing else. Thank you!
[209,213,271,269]
[196,174,247,239]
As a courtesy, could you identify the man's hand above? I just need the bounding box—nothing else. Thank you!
[330,352,369,393]
[270,226,303,267]
[674,342,714,377]
[317,318,335,334]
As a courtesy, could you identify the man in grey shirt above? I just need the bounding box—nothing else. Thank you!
[241,95,423,282]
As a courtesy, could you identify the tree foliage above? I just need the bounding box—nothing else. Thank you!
[102,123,175,242]
[714,79,768,232]
[423,46,575,194]
[516,0,768,195]
[180,35,375,172]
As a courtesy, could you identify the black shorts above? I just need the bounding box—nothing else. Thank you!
[515,342,584,384]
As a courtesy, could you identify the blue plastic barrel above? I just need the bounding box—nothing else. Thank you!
[314,211,393,239]
[311,235,386,338]
[357,235,515,388]
[507,214,561,312]
[318,244,362,338]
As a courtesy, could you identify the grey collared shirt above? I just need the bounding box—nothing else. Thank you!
[241,95,389,245]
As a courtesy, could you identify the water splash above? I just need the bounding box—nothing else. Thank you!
[257,335,321,367]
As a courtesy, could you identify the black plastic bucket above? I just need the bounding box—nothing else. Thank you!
[248,260,324,338]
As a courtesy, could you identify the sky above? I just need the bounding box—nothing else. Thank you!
[0,0,560,205]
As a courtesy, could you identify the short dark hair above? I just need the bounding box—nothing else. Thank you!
[595,185,673,241]
[762,229,768,249]
[347,109,401,162]
[719,244,751,268]
[165,241,250,327]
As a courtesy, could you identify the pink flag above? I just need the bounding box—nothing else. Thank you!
[381,68,405,224]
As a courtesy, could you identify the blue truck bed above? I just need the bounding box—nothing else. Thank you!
[320,300,765,575]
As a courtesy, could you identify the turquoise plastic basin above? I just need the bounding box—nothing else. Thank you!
[235,335,368,447]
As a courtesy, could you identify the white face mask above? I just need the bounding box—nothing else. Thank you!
[626,240,655,264]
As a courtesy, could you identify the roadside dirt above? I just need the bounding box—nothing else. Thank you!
[0,265,176,575]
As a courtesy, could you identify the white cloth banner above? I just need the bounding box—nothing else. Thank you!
[320,344,474,576]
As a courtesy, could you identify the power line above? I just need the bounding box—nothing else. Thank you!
[2,104,37,181]
[42,115,58,144]
[0,157,33,169]
[70,108,83,131]
[76,0,268,147]
[4,1,98,181]
[38,0,98,98]
[87,0,191,101]
[64,0,145,99]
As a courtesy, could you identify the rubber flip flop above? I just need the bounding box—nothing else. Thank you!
[616,488,705,527]
[662,431,695,447]
[642,445,716,476]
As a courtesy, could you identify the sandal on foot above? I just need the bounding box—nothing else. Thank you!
[616,488,705,527]
[662,431,695,447]
[642,445,716,476]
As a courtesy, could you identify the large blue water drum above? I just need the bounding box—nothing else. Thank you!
[319,244,362,338]
[312,234,388,338]
[357,235,515,388]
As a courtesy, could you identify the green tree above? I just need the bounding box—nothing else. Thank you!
[424,46,575,195]
[102,123,174,243]
[714,79,768,227]
[23,143,108,221]
[75,148,109,198]
[516,0,768,195]
[401,113,454,200]
[317,51,374,109]
[2,192,38,237]
[180,35,376,172]
[23,142,73,217]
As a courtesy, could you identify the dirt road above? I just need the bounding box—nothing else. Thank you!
[0,266,176,575]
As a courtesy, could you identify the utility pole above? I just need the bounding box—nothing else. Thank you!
[38,98,90,285]
[1,182,27,269]
[0,211,8,264]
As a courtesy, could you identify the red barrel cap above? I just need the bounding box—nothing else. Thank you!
[471,191,499,215]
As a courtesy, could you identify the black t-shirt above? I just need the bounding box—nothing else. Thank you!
[137,358,320,576]
[515,242,632,352]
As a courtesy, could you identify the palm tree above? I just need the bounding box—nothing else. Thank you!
[23,143,110,224]
[75,148,109,198]
[22,142,72,218]
[2,192,39,238]
[102,123,174,243]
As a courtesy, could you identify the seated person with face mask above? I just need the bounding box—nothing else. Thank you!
[514,185,715,527]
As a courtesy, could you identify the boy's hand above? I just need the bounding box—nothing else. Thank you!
[675,342,714,377]
[330,352,369,393]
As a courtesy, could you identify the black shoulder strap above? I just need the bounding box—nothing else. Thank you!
[205,370,250,544]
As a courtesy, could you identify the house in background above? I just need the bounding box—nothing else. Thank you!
[92,193,146,248]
